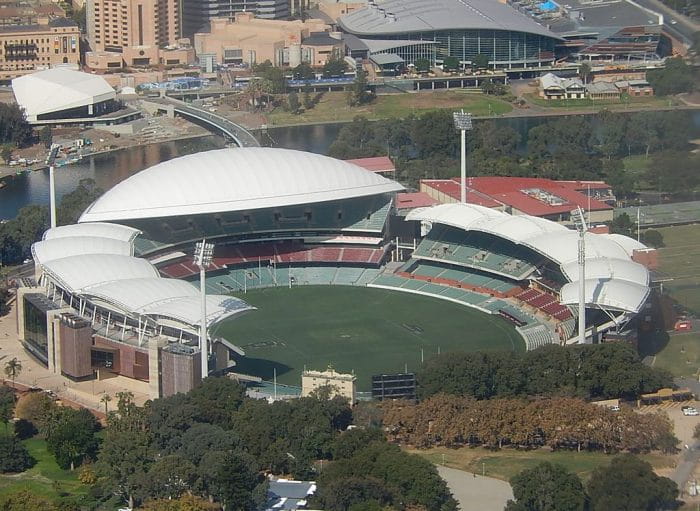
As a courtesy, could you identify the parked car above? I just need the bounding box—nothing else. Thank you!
[682,406,699,416]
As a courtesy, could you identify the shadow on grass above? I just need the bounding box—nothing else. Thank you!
[232,356,293,381]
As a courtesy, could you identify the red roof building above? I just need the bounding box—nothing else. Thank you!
[346,156,395,175]
[395,192,438,210]
[420,177,614,223]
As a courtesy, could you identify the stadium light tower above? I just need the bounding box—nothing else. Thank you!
[571,207,588,344]
[452,110,473,204]
[195,239,214,379]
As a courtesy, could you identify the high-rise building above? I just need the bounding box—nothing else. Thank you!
[87,0,180,53]
[182,0,290,41]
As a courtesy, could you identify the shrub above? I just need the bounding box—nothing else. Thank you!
[0,435,35,473]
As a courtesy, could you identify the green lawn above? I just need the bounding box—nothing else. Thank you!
[622,154,651,177]
[218,286,523,390]
[407,446,674,482]
[652,332,700,378]
[265,91,512,125]
[656,224,700,315]
[526,93,677,110]
[0,437,87,500]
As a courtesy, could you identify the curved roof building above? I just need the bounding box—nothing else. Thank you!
[406,203,650,314]
[339,0,562,67]
[12,68,117,123]
[80,147,404,251]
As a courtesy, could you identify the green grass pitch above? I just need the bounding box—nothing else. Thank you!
[216,285,524,391]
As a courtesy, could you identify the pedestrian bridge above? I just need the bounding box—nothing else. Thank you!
[145,97,260,148]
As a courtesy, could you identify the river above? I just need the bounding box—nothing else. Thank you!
[1,110,699,220]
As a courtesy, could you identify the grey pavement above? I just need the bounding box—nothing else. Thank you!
[672,377,700,492]
[438,465,514,511]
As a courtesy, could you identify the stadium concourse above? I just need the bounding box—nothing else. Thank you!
[19,147,652,398]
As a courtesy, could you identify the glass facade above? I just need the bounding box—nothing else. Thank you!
[23,294,52,366]
[366,29,556,67]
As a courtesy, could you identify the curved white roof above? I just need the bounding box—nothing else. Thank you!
[406,203,651,313]
[79,148,404,223]
[561,258,649,286]
[43,223,140,243]
[84,278,200,314]
[12,68,116,122]
[600,233,647,257]
[143,295,254,327]
[41,254,160,294]
[561,279,650,313]
[32,236,133,266]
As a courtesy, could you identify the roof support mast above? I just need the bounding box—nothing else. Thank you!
[571,207,588,344]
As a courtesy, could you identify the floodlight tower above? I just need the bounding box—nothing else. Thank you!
[47,146,58,228]
[571,207,588,344]
[195,239,214,379]
[452,110,473,204]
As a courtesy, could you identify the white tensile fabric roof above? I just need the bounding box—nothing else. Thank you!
[41,254,160,294]
[79,147,405,223]
[406,203,650,313]
[34,222,254,330]
[43,223,140,243]
[560,279,650,313]
[12,68,116,121]
[32,236,133,266]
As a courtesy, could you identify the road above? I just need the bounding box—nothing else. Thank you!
[672,377,700,493]
[631,0,699,43]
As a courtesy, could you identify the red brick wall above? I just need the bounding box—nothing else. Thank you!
[94,336,150,381]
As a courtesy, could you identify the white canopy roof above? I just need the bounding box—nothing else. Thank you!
[32,236,133,266]
[561,258,649,287]
[43,223,140,243]
[12,68,116,121]
[143,295,254,327]
[561,279,650,313]
[79,148,404,223]
[41,254,160,294]
[406,203,651,313]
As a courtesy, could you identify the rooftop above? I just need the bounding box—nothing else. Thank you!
[338,0,561,39]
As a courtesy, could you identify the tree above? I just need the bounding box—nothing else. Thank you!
[44,407,99,470]
[323,54,348,78]
[348,68,372,106]
[587,455,677,511]
[4,358,21,390]
[140,495,219,511]
[57,178,103,226]
[0,144,12,164]
[641,229,664,248]
[302,85,314,110]
[292,62,315,81]
[253,60,286,94]
[0,103,32,147]
[609,213,636,238]
[0,435,35,473]
[100,393,112,415]
[15,391,55,425]
[414,58,431,74]
[287,92,301,114]
[443,56,460,72]
[0,387,14,431]
[143,455,196,500]
[0,489,58,511]
[579,62,592,84]
[39,125,52,149]
[647,57,695,96]
[472,54,489,70]
[507,462,586,511]
[209,451,260,510]
[71,5,86,31]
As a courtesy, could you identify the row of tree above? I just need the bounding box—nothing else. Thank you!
[416,343,672,401]
[326,109,698,195]
[382,394,676,453]
[507,456,678,511]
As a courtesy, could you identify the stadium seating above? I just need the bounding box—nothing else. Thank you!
[514,288,573,321]
[403,261,519,296]
[412,224,541,280]
[517,324,554,350]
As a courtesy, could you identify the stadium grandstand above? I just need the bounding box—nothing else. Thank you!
[18,147,653,398]
[338,0,563,68]
[369,203,651,350]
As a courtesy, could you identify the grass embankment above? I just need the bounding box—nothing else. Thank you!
[0,437,86,500]
[219,286,522,389]
[407,446,674,482]
[265,91,513,125]
[525,93,679,111]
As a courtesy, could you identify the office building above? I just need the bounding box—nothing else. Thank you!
[182,0,291,40]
